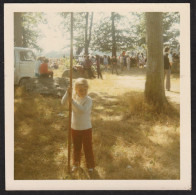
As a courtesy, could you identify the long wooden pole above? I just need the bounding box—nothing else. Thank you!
[68,12,73,173]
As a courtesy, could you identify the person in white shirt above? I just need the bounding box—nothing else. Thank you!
[168,52,173,66]
[126,55,131,70]
[103,55,108,71]
[35,57,42,77]
[119,54,124,71]
[61,78,95,174]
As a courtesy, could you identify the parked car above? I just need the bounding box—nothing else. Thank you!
[14,47,36,85]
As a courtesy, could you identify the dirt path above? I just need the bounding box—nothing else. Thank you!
[101,68,180,105]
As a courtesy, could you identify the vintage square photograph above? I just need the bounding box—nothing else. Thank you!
[4,3,191,190]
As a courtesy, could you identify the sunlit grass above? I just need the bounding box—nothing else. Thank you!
[14,70,180,180]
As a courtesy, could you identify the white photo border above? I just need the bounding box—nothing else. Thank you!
[4,3,191,190]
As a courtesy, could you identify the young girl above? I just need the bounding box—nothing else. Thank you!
[61,78,95,174]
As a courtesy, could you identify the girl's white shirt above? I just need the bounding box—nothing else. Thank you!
[61,91,92,130]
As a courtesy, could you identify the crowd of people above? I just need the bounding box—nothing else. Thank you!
[76,51,148,75]
[74,51,148,80]
[34,47,180,91]
[75,47,180,91]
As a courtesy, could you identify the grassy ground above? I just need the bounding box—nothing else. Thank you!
[14,67,180,180]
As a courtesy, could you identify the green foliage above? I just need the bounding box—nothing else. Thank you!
[92,16,112,52]
[126,12,180,50]
[92,13,133,54]
[162,12,180,47]
[60,12,180,54]
[127,12,146,48]
[21,12,47,51]
[60,12,92,54]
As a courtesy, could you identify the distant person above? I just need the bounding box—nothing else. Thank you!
[103,55,108,71]
[35,57,42,77]
[139,53,145,68]
[108,56,111,67]
[80,56,85,66]
[136,53,140,67]
[91,56,96,64]
[96,55,103,79]
[130,52,134,67]
[164,47,171,91]
[119,54,124,71]
[172,52,180,73]
[100,56,103,65]
[168,50,173,67]
[53,62,58,69]
[123,56,127,71]
[40,58,53,78]
[84,56,95,79]
[131,52,137,67]
[111,56,118,75]
[126,55,131,70]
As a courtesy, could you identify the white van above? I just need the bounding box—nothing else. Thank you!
[14,47,37,85]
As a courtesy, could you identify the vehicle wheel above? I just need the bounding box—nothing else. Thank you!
[19,78,29,87]
[62,69,70,78]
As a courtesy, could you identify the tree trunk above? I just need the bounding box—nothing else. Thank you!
[111,12,117,57]
[14,12,23,47]
[84,12,89,56]
[87,13,93,50]
[145,12,166,106]
[22,19,28,48]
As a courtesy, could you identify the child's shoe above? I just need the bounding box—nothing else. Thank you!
[71,165,79,173]
[88,168,95,179]
[88,168,94,172]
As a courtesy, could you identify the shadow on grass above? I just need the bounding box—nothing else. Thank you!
[90,91,180,179]
[14,87,180,180]
[14,86,69,179]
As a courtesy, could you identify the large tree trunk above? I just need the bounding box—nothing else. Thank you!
[14,12,23,47]
[84,12,89,56]
[111,12,117,57]
[145,12,166,106]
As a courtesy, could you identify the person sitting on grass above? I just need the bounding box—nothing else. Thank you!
[39,58,53,78]
[61,78,95,177]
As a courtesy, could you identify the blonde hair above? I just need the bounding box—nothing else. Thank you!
[73,78,89,99]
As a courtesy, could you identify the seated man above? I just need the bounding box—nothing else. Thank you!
[40,59,53,78]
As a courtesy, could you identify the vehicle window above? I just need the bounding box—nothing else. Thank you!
[20,51,36,61]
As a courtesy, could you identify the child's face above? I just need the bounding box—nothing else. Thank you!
[76,85,88,98]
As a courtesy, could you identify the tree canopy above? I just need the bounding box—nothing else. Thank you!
[14,12,47,52]
[14,12,180,55]
[60,12,180,56]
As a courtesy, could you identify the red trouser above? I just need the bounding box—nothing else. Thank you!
[71,129,95,169]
